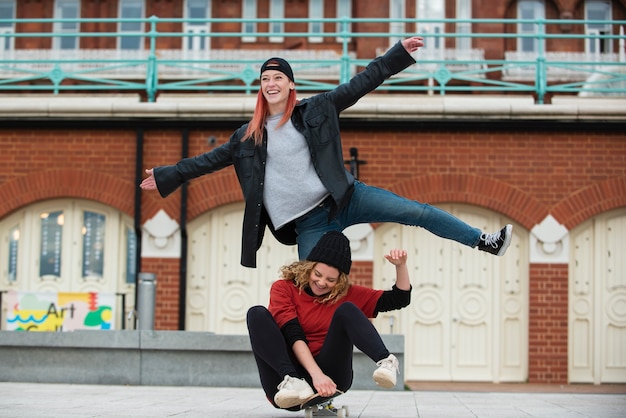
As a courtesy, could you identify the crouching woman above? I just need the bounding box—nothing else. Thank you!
[246,231,412,409]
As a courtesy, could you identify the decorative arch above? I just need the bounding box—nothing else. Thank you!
[552,176,626,229]
[0,169,138,218]
[186,171,243,220]
[388,173,549,230]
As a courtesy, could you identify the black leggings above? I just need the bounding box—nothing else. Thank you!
[246,302,390,409]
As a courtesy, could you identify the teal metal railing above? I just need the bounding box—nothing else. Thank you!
[0,17,624,103]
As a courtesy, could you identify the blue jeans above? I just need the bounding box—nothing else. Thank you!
[294,180,482,260]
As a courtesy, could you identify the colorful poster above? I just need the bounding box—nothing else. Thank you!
[6,291,115,331]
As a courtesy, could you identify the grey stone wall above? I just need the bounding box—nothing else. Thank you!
[0,331,404,390]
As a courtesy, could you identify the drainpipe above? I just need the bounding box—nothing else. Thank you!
[133,127,144,329]
[178,128,189,330]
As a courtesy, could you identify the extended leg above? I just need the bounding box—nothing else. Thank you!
[344,181,481,246]
[315,303,391,391]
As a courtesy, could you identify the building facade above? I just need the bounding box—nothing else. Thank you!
[1,0,625,385]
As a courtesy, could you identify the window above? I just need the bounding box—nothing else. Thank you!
[0,200,136,288]
[269,0,284,43]
[54,0,80,50]
[388,0,406,48]
[456,0,472,50]
[0,0,15,51]
[517,0,545,53]
[39,210,64,278]
[118,0,144,50]
[184,0,211,51]
[81,211,105,279]
[417,0,445,51]
[585,0,612,54]
[7,225,19,282]
[125,225,137,285]
[242,0,256,43]
[335,0,351,43]
[308,0,323,43]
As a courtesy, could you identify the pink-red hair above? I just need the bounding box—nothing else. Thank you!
[244,88,298,146]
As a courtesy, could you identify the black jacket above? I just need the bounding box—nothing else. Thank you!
[154,41,416,267]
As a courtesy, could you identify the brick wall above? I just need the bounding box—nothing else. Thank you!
[528,264,569,383]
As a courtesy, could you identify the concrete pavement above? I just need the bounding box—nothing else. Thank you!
[1,382,626,417]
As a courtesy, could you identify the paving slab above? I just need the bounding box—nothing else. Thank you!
[1,382,625,417]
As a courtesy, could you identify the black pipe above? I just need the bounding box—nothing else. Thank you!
[178,128,189,330]
[133,127,144,329]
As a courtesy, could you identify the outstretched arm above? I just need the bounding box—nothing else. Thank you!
[384,249,410,291]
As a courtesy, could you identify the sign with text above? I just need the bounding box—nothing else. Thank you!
[6,291,115,331]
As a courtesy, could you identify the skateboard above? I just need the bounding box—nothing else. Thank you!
[300,390,348,417]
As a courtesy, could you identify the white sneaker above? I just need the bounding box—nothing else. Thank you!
[372,354,399,388]
[274,375,315,409]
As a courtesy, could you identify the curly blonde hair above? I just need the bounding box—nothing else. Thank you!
[280,260,350,304]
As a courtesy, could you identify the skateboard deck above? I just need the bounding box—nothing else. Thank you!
[300,391,348,417]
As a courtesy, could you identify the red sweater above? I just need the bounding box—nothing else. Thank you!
[268,279,384,356]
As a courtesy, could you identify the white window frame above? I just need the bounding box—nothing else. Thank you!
[269,0,284,43]
[118,0,144,51]
[455,0,472,51]
[517,0,545,53]
[184,0,211,52]
[308,0,323,43]
[242,0,256,43]
[335,0,351,43]
[585,0,612,54]
[53,0,80,51]
[0,0,15,51]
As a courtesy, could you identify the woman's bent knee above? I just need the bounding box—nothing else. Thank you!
[246,305,270,326]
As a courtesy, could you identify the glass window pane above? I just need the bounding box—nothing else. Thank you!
[8,225,19,282]
[82,211,105,278]
[121,20,141,32]
[121,1,142,19]
[55,0,79,49]
[120,36,141,49]
[60,37,74,49]
[39,211,63,277]
[0,0,15,28]
[521,37,535,52]
[269,0,283,38]
[188,0,207,21]
[242,0,256,38]
[309,0,322,35]
[120,0,143,49]
[126,226,137,284]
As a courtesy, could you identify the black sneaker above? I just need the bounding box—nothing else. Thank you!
[477,224,512,256]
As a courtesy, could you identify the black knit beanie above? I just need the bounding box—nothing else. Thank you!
[260,57,294,82]
[306,231,352,274]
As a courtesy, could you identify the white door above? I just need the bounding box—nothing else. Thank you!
[0,199,136,330]
[569,208,626,383]
[186,203,298,333]
[372,204,528,382]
